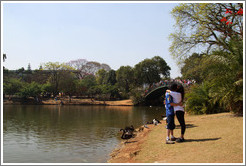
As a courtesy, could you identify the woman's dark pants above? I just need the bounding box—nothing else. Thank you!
[176,111,186,135]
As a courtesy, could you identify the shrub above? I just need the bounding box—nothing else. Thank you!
[19,82,42,98]
[185,83,226,114]
[3,78,23,97]
[130,89,145,105]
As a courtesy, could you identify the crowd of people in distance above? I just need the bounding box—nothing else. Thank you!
[144,79,196,96]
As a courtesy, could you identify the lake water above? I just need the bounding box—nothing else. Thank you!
[3,105,165,163]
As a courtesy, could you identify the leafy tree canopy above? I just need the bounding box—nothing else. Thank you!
[169,3,243,62]
[116,66,134,93]
[134,56,171,85]
[181,53,205,83]
[3,78,23,96]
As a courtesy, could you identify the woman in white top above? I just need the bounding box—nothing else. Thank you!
[169,83,186,142]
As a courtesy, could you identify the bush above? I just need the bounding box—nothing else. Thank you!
[185,83,226,114]
[3,78,23,97]
[130,89,145,105]
[119,91,129,100]
[19,82,42,98]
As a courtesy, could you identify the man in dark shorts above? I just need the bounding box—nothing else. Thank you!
[165,91,176,144]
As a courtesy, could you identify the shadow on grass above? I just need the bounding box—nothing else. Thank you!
[124,140,138,144]
[184,137,221,142]
[175,124,197,129]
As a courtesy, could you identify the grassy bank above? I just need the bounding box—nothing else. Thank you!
[108,112,243,163]
[3,98,134,106]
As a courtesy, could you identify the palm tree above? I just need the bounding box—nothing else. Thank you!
[202,37,243,114]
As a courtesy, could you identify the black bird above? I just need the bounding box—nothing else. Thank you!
[120,125,134,139]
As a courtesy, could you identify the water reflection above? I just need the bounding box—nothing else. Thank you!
[3,105,165,163]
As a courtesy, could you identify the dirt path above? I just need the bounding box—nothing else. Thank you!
[108,112,243,163]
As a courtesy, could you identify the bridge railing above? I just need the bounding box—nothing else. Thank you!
[143,79,195,96]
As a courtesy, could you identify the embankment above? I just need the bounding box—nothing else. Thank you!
[3,98,134,106]
[108,112,243,163]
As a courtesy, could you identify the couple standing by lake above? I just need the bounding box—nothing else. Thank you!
[165,83,186,144]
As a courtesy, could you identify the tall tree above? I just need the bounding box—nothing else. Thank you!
[59,72,77,102]
[96,69,107,85]
[104,70,117,85]
[169,3,243,61]
[76,75,96,97]
[181,53,205,83]
[27,63,31,71]
[26,63,32,75]
[116,66,134,93]
[67,59,111,79]
[201,37,243,114]
[134,56,171,86]
[173,3,244,114]
[43,62,75,96]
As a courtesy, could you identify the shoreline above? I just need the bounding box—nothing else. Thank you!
[108,112,243,163]
[3,98,134,106]
[108,123,157,163]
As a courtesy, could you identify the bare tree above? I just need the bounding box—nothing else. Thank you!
[66,59,111,79]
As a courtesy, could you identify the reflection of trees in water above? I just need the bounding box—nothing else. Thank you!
[103,106,132,112]
[3,105,164,142]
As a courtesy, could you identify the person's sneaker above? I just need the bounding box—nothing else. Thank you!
[171,137,176,141]
[166,139,175,144]
[176,138,185,143]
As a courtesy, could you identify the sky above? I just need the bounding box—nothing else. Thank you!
[2,2,181,78]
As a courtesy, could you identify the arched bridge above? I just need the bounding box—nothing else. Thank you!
[144,85,168,100]
[143,85,169,106]
[142,80,193,105]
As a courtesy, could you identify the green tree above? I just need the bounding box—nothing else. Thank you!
[183,38,243,114]
[134,56,171,86]
[27,63,31,71]
[43,62,75,96]
[96,69,107,85]
[31,70,50,84]
[130,88,145,105]
[98,84,118,101]
[19,82,42,99]
[170,3,243,115]
[104,70,117,85]
[42,82,53,96]
[201,37,243,114]
[3,78,23,97]
[169,3,243,61]
[76,75,97,97]
[116,66,134,93]
[185,82,224,114]
[59,72,77,102]
[181,53,205,83]
[16,67,25,78]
